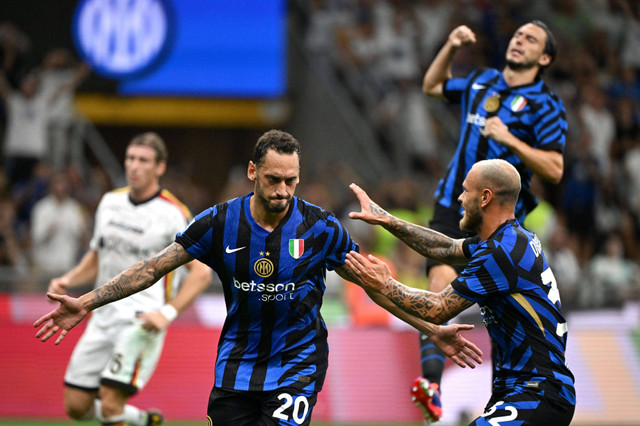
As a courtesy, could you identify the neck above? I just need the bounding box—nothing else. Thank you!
[502,66,538,87]
[130,184,160,203]
[249,194,288,232]
[478,211,515,241]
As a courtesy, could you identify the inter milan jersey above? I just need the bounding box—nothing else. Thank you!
[452,219,575,406]
[438,68,567,221]
[175,193,358,393]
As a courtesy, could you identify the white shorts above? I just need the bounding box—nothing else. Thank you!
[64,316,166,394]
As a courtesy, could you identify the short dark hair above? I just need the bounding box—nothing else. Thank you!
[530,20,557,68]
[128,132,168,163]
[252,130,301,167]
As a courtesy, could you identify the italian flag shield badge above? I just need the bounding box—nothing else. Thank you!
[510,95,527,112]
[289,239,304,259]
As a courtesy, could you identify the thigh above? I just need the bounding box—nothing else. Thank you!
[470,388,574,426]
[259,386,318,426]
[100,320,166,394]
[207,387,261,426]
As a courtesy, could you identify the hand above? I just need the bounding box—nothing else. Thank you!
[482,116,512,146]
[448,25,476,48]
[429,323,483,368]
[138,311,171,332]
[347,183,389,226]
[344,251,391,293]
[48,277,70,295]
[33,293,87,345]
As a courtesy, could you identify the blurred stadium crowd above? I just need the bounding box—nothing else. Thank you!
[1,0,640,316]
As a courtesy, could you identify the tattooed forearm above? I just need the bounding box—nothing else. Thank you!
[84,243,192,311]
[383,217,466,264]
[380,279,473,324]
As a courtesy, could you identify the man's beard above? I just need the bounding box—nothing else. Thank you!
[459,201,482,233]
[257,189,291,213]
[506,58,538,72]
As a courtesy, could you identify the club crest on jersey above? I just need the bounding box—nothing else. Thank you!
[254,258,274,278]
[289,239,304,259]
[510,95,527,112]
[484,93,501,113]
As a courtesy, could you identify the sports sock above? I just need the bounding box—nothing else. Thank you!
[419,331,446,387]
[93,398,146,425]
[121,404,147,426]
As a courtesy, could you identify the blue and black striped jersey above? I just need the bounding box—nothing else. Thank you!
[452,219,575,406]
[175,193,358,393]
[438,68,567,221]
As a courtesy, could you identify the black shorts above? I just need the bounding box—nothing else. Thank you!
[425,203,474,275]
[207,385,319,426]
[470,385,575,426]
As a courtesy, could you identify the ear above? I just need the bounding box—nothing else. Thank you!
[156,161,167,177]
[481,189,493,207]
[247,161,257,181]
[539,53,551,67]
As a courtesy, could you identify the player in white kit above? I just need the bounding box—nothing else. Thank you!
[47,132,212,426]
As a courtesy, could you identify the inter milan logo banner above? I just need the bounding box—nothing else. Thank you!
[289,239,304,259]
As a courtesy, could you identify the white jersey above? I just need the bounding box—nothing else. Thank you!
[89,187,190,327]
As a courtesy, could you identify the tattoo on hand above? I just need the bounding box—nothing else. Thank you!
[369,202,388,217]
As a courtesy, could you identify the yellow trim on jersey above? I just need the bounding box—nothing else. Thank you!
[164,270,175,303]
[159,189,192,220]
[511,293,545,336]
[111,186,131,194]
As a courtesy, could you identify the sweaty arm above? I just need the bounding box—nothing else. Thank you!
[35,242,194,344]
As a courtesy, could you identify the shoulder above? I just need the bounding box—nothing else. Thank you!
[525,80,566,109]
[158,189,192,220]
[98,187,129,205]
[295,198,336,224]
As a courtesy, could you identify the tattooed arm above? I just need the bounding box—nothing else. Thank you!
[344,252,474,324]
[34,242,193,345]
[348,183,468,264]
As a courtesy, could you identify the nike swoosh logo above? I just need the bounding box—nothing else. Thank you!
[472,83,486,90]
[225,246,246,254]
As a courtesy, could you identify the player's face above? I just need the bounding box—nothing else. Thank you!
[124,145,165,194]
[250,150,300,214]
[505,23,550,71]
[458,173,483,233]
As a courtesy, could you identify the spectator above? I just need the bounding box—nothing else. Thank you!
[30,172,89,286]
[39,47,90,173]
[585,233,640,308]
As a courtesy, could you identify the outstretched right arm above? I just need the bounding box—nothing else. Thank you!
[34,242,193,344]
